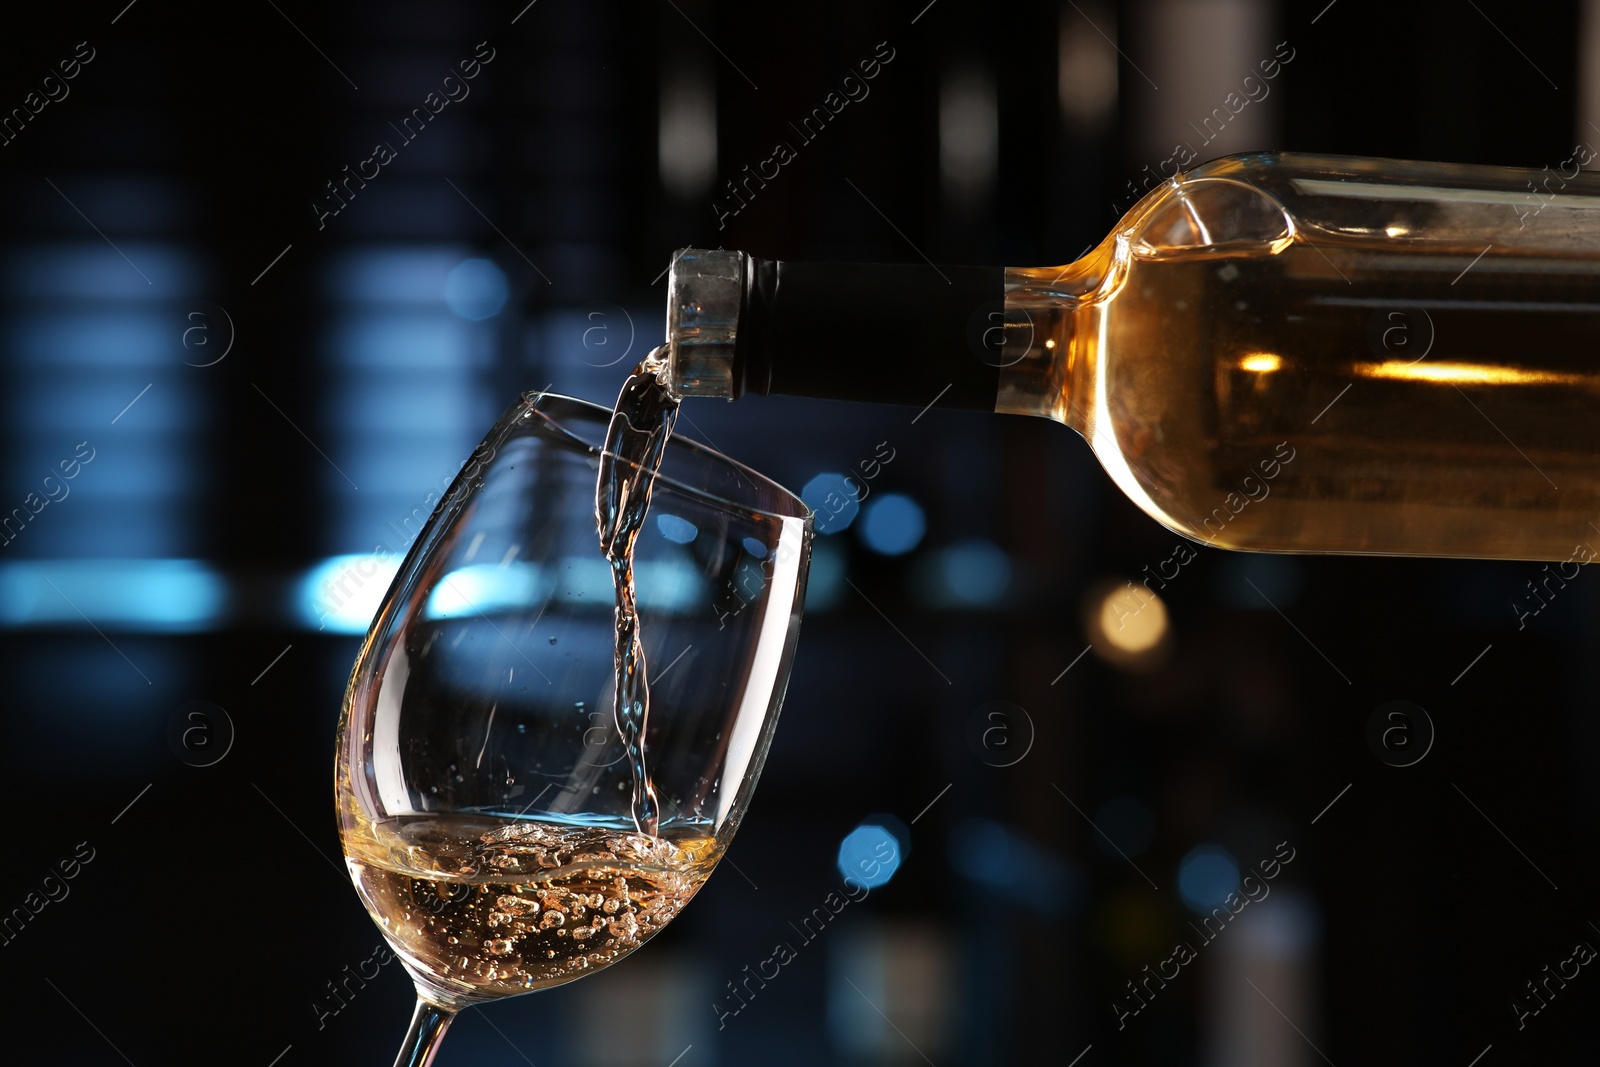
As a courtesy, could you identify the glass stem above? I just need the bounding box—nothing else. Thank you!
[392,997,456,1067]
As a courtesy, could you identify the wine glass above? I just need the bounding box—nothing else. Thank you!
[334,390,811,1066]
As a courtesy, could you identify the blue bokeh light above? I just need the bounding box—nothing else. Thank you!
[801,473,861,534]
[859,493,926,556]
[655,513,698,544]
[443,258,509,321]
[948,817,1079,917]
[1178,844,1240,913]
[940,538,1012,604]
[837,821,903,889]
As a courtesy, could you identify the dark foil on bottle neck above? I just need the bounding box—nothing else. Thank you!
[733,255,1005,411]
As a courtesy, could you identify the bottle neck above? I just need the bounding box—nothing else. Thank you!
[994,252,1116,431]
[667,248,1058,414]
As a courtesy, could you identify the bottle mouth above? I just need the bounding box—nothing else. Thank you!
[664,247,745,399]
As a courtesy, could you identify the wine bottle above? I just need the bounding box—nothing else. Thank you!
[663,151,1600,562]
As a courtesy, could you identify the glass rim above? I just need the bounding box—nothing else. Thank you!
[519,390,811,523]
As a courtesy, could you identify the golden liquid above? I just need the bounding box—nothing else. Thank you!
[342,813,721,1010]
[1008,163,1600,561]
[596,358,679,836]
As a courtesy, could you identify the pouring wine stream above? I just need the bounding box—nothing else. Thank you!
[594,347,680,836]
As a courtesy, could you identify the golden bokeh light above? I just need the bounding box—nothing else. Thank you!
[1083,580,1171,670]
[1238,352,1282,373]
[1097,587,1168,652]
[1353,360,1585,387]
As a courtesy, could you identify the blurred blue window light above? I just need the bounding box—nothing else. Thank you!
[6,242,196,300]
[7,437,191,501]
[324,369,486,437]
[309,254,699,630]
[8,308,172,366]
[330,245,508,323]
[319,433,474,491]
[326,311,490,369]
[1,239,206,629]
[0,559,224,631]
[4,262,197,559]
[444,258,508,321]
[532,307,653,405]
[329,247,468,304]
[297,554,708,634]
[6,500,181,561]
[538,306,643,367]
[321,248,499,562]
[0,433,191,555]
[6,377,196,530]
[331,490,432,551]
[297,553,404,634]
[9,374,194,446]
[415,558,705,623]
[422,561,543,619]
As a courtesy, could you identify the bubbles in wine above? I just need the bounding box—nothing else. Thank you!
[343,814,719,1008]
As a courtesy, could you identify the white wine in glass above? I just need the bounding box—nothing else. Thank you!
[335,379,810,1065]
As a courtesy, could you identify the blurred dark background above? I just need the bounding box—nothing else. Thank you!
[3,1,1599,1064]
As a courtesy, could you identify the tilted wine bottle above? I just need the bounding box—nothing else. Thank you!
[663,152,1600,563]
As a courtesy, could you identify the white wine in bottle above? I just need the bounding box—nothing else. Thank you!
[664,152,1600,562]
